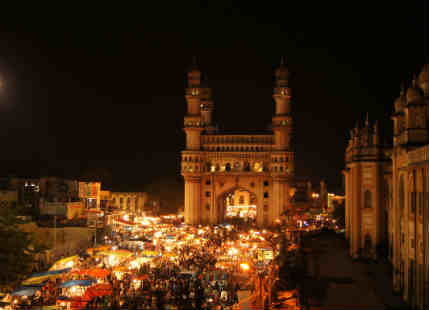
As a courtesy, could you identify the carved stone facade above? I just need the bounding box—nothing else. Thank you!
[182,58,294,227]
[344,64,429,309]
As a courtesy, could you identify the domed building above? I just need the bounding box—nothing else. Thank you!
[344,64,429,309]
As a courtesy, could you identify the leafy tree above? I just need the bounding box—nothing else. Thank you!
[0,207,47,291]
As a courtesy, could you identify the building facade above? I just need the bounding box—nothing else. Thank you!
[109,192,147,215]
[182,58,295,227]
[344,64,428,309]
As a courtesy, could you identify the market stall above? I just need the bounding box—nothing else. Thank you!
[49,256,79,271]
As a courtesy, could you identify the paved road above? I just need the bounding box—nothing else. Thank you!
[300,231,408,310]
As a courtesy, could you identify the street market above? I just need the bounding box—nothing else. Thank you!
[2,213,281,310]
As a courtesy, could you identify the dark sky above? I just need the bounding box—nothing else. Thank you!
[0,2,426,192]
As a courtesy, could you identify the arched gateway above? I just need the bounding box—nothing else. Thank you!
[181,58,295,227]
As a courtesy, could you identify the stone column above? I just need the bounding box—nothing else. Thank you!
[256,177,264,227]
[392,157,401,292]
[184,176,201,225]
[271,176,287,225]
[351,163,361,258]
[343,169,350,240]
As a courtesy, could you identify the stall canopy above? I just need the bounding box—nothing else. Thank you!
[58,280,94,288]
[72,268,109,279]
[22,268,72,286]
[141,250,159,258]
[49,255,79,271]
[11,287,40,297]
[83,283,112,300]
[98,249,132,258]
[86,245,111,255]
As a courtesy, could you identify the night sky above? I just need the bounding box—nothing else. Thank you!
[0,2,426,192]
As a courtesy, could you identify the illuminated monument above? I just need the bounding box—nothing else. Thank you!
[181,58,294,227]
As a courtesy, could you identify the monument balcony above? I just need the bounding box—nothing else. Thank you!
[201,134,274,145]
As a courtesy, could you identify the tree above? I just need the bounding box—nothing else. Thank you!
[0,207,47,291]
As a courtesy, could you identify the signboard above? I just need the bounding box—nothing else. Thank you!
[79,182,100,199]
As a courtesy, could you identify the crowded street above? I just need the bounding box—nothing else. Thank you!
[1,213,285,310]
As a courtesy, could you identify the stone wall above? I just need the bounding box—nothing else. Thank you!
[18,222,93,266]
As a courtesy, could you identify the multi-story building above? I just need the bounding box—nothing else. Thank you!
[344,64,428,309]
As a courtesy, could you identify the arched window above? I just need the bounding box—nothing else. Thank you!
[364,190,372,209]
[225,163,231,172]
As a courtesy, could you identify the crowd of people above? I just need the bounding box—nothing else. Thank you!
[5,216,279,310]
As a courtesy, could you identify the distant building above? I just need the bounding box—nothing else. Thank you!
[78,181,101,209]
[39,177,80,203]
[110,192,147,215]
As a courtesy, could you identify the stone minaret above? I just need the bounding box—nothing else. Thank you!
[270,57,294,222]
[200,75,216,133]
[182,57,204,224]
[272,56,293,151]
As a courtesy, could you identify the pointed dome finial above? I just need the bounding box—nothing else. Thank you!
[365,113,369,127]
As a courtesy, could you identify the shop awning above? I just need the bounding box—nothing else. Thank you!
[49,255,79,271]
[72,268,110,279]
[11,287,40,297]
[22,268,72,286]
[83,283,112,300]
[58,280,94,288]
